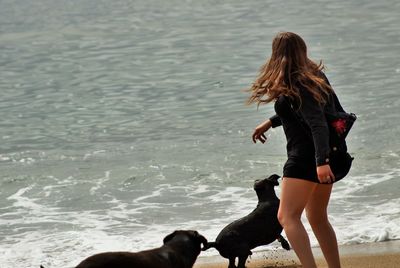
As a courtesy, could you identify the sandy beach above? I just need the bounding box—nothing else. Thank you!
[194,240,400,268]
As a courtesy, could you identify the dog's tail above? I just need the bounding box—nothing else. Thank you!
[201,241,217,251]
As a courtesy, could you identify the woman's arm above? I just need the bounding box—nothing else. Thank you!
[298,88,335,182]
[297,88,331,166]
[252,119,270,144]
[252,115,281,144]
[269,114,282,128]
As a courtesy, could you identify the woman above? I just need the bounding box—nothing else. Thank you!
[248,32,348,268]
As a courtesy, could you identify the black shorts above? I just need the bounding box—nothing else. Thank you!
[283,152,353,184]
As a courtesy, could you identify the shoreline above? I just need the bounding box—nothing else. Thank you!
[194,240,400,268]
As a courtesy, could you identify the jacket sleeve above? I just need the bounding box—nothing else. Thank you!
[298,88,331,166]
[320,72,345,113]
[269,114,282,128]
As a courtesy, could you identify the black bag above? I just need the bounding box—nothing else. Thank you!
[326,111,357,145]
[325,111,356,180]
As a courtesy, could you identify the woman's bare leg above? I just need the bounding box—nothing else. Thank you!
[306,184,341,268]
[278,178,318,268]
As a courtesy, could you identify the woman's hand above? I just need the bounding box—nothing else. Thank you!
[317,164,335,184]
[252,120,272,144]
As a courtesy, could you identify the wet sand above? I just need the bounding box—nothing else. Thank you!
[194,240,400,268]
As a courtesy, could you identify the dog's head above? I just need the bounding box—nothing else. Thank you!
[253,174,280,191]
[163,230,208,250]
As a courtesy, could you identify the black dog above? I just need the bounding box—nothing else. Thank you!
[73,230,207,268]
[202,174,290,268]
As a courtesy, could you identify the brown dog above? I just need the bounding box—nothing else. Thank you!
[74,230,207,268]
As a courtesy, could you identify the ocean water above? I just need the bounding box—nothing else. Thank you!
[1,0,399,267]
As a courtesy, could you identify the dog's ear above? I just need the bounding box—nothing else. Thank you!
[163,231,178,244]
[253,179,264,190]
[195,232,208,248]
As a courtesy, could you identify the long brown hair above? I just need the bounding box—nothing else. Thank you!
[247,32,332,106]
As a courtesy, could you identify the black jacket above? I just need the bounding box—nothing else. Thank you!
[269,75,345,166]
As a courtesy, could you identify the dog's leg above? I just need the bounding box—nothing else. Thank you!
[277,234,291,250]
[237,255,249,268]
[228,257,237,268]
